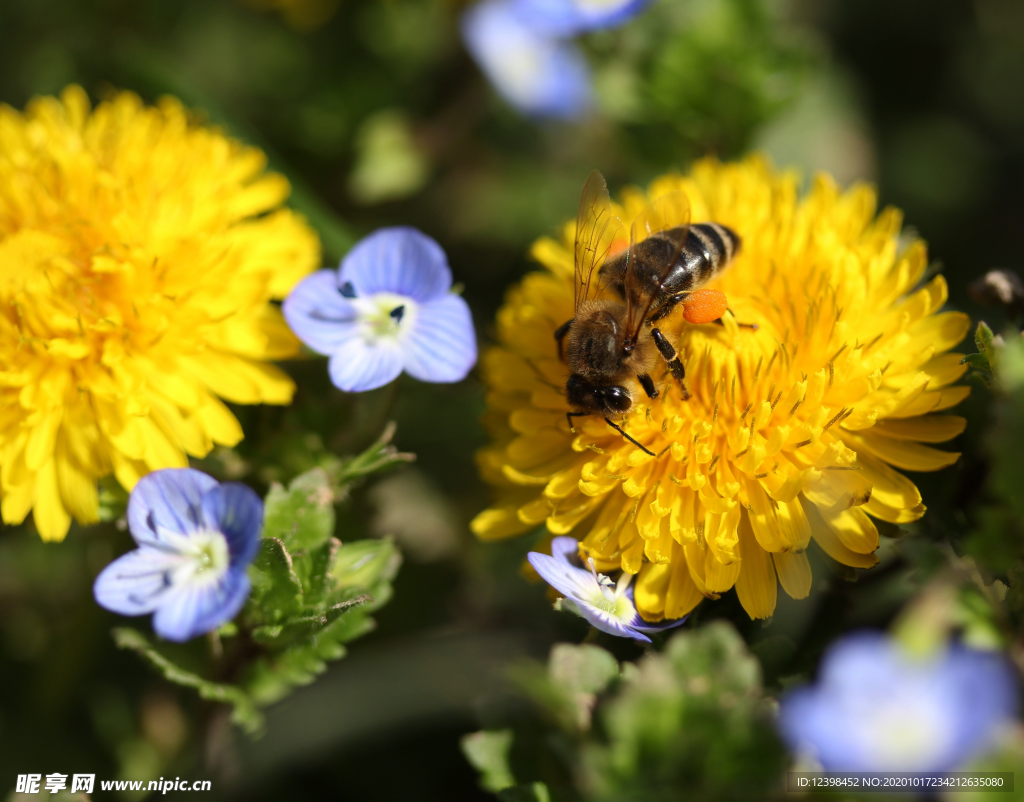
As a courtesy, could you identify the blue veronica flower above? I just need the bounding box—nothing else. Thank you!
[461,0,592,119]
[512,0,654,37]
[283,227,477,393]
[527,537,688,642]
[93,469,262,642]
[778,632,1019,772]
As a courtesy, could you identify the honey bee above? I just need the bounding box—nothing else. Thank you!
[556,170,750,455]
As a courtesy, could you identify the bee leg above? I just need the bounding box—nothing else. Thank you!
[650,328,691,400]
[711,310,759,330]
[649,292,688,324]
[554,319,573,361]
[603,418,655,456]
[637,373,658,399]
[566,411,589,433]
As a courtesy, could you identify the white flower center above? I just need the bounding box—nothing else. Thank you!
[861,699,951,770]
[167,528,232,588]
[583,558,637,619]
[353,292,418,344]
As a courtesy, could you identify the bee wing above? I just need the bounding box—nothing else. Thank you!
[624,189,691,342]
[574,170,625,312]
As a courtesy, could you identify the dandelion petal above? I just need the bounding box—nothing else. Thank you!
[127,468,218,547]
[403,294,477,383]
[200,483,263,566]
[328,337,405,392]
[341,227,452,302]
[152,570,251,642]
[283,270,361,355]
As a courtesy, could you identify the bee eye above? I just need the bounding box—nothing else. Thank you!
[597,385,631,413]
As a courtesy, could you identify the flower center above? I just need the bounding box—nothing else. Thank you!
[176,529,231,587]
[864,700,950,769]
[585,558,636,617]
[353,292,417,343]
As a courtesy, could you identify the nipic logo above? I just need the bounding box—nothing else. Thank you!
[16,774,95,794]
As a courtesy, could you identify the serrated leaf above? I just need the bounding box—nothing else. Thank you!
[252,596,370,646]
[976,321,997,367]
[248,537,304,623]
[112,628,262,734]
[961,352,992,372]
[302,537,341,606]
[244,636,350,706]
[263,467,336,552]
[331,537,401,593]
[461,730,515,793]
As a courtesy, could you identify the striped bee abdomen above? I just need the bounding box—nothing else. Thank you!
[597,221,742,311]
[682,223,741,285]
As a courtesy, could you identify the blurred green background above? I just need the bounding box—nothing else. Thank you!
[1,0,1023,799]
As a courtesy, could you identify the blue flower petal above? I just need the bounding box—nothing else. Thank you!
[550,536,580,563]
[127,468,218,546]
[577,604,651,643]
[403,294,477,383]
[200,483,263,567]
[93,547,182,615]
[778,632,1020,773]
[340,227,452,303]
[327,337,405,392]
[513,0,653,36]
[152,569,251,642]
[462,0,592,119]
[942,647,1018,760]
[528,550,597,601]
[283,269,361,355]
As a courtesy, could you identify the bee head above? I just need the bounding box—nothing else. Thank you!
[566,375,632,415]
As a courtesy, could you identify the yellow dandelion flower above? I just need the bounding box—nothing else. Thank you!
[0,86,320,542]
[471,156,969,621]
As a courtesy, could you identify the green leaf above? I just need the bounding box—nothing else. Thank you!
[251,596,370,645]
[515,643,620,733]
[112,628,262,734]
[244,634,349,706]
[302,537,341,606]
[549,643,619,696]
[991,335,1024,528]
[498,784,551,802]
[461,730,516,793]
[961,352,992,372]
[332,422,415,488]
[248,537,304,623]
[97,477,129,523]
[331,537,401,598]
[578,623,786,799]
[976,320,997,369]
[263,467,336,552]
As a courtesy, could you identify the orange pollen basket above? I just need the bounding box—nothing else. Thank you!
[682,288,728,324]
